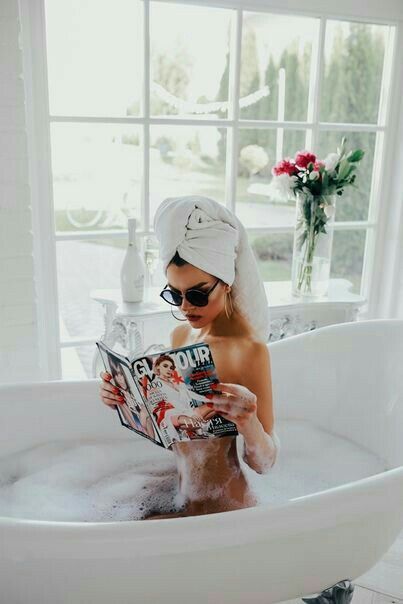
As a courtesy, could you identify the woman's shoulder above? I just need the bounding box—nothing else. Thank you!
[169,324,267,358]
[212,333,266,352]
[208,334,268,371]
[170,324,192,348]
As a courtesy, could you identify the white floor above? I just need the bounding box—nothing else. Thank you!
[279,528,403,604]
[354,528,403,601]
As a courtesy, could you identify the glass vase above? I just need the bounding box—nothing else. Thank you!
[291,192,337,299]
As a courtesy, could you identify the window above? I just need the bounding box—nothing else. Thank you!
[29,0,398,378]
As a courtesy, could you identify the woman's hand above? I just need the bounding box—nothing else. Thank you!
[193,404,217,422]
[208,383,258,428]
[99,371,125,409]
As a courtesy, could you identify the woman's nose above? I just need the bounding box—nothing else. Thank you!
[181,303,196,314]
[180,296,194,311]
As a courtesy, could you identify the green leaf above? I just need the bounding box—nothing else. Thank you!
[347,149,365,162]
[337,158,351,180]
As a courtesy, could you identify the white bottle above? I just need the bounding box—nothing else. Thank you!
[120,218,145,302]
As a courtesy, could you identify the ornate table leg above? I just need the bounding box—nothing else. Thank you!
[102,302,118,343]
[301,579,355,604]
[125,319,144,358]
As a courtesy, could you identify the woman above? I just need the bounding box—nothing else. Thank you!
[100,195,280,519]
[151,354,217,443]
[108,356,155,439]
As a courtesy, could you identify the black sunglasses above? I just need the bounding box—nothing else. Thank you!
[160,279,221,307]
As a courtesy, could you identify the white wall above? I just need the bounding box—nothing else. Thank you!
[0,0,40,383]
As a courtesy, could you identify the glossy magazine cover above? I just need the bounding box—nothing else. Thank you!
[96,341,238,449]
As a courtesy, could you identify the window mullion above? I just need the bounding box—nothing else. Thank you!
[306,16,326,150]
[47,115,386,132]
[225,8,242,213]
[150,0,401,24]
[54,218,377,242]
[142,0,151,233]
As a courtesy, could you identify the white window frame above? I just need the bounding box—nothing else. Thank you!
[20,0,403,380]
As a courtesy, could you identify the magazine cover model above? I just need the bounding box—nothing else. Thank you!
[96,341,238,449]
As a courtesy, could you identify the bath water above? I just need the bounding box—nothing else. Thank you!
[0,419,386,522]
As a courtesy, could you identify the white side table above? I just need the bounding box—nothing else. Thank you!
[91,278,366,377]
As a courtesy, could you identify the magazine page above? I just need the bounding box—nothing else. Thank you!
[96,342,165,448]
[131,342,238,449]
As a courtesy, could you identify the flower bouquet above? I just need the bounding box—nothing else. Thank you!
[270,137,365,298]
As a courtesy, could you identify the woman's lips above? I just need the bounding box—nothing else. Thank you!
[187,314,202,321]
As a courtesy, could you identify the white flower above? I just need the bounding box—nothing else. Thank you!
[309,170,320,180]
[324,152,340,172]
[324,204,335,218]
[268,173,298,200]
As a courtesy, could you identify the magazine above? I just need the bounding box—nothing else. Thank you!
[96,340,239,449]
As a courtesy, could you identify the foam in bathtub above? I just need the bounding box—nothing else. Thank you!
[0,419,386,522]
[242,419,387,506]
[0,439,181,522]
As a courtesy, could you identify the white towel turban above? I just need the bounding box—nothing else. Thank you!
[153,195,270,342]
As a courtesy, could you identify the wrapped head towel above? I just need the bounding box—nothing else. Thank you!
[153,195,270,342]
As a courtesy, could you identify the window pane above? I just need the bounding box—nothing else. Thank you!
[57,238,128,340]
[45,0,143,117]
[149,125,226,226]
[236,129,306,228]
[249,232,293,281]
[320,21,391,124]
[150,2,233,119]
[240,12,319,121]
[330,230,366,294]
[317,131,377,222]
[51,123,142,232]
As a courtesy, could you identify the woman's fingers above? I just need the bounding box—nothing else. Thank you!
[101,382,123,397]
[195,405,216,421]
[103,381,121,396]
[101,393,122,408]
[99,372,124,407]
[101,390,124,404]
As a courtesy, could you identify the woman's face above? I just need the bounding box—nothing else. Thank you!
[166,263,226,328]
[114,365,127,390]
[157,360,174,380]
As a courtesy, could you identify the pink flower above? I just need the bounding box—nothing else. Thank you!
[295,151,317,170]
[314,160,325,171]
[272,158,297,176]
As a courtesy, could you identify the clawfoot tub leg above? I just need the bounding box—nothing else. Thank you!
[301,579,355,604]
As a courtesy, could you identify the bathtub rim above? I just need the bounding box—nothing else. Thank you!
[266,317,403,348]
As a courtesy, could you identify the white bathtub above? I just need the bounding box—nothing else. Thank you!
[1,318,403,604]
